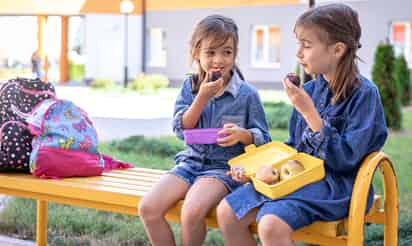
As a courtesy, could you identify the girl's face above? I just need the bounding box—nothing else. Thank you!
[197,37,235,82]
[295,25,344,81]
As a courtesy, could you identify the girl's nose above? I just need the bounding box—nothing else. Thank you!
[213,54,224,64]
[296,47,303,60]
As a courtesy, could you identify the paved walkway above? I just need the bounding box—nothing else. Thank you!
[0,236,35,246]
[56,86,176,141]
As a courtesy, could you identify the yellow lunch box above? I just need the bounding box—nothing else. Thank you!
[228,141,325,199]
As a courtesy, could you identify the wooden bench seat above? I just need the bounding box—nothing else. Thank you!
[0,151,398,246]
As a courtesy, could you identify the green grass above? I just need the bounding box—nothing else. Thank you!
[403,107,412,128]
[1,109,411,245]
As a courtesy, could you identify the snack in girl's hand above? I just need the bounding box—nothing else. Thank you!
[209,71,222,82]
[280,160,305,181]
[285,73,301,87]
[256,165,280,185]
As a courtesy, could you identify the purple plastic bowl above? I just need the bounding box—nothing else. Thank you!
[183,128,224,144]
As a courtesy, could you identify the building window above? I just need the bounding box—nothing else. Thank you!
[251,25,280,68]
[147,28,166,67]
[390,21,412,67]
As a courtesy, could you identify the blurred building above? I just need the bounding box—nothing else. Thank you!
[0,0,411,86]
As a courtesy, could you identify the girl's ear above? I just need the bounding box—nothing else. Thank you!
[193,48,200,60]
[333,42,347,59]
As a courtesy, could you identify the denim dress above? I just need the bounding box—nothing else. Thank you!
[170,71,271,191]
[225,74,388,230]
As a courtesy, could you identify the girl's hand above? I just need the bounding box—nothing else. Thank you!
[197,74,224,100]
[217,123,253,147]
[282,77,316,116]
[282,77,324,132]
[226,166,250,183]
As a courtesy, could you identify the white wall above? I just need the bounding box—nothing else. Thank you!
[84,14,142,83]
[83,0,412,84]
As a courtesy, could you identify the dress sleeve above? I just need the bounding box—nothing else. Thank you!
[301,87,388,173]
[172,78,194,140]
[246,92,272,146]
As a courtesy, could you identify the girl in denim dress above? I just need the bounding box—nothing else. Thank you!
[217,4,388,246]
[138,15,271,246]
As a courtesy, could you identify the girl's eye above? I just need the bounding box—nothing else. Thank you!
[206,51,215,56]
[297,42,310,49]
[302,42,311,48]
[224,50,233,55]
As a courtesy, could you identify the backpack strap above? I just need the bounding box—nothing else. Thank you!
[0,82,55,99]
[39,99,60,133]
[102,154,133,170]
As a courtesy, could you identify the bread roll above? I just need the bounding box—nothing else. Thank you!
[280,160,304,181]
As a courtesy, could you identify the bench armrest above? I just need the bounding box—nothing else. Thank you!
[347,151,398,245]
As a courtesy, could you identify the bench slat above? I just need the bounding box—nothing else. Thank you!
[67,178,155,190]
[101,172,161,182]
[0,168,384,241]
[103,169,166,179]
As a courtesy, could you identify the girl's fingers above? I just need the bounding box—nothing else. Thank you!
[282,77,289,90]
[216,135,233,144]
[218,128,234,136]
[218,139,237,147]
[223,123,237,129]
[285,78,299,91]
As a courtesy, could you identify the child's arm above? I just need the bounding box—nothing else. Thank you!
[172,76,224,139]
[172,79,195,140]
[181,77,224,129]
[283,78,323,132]
[217,91,271,147]
[244,92,272,146]
[303,88,387,173]
[217,123,253,147]
[285,79,387,173]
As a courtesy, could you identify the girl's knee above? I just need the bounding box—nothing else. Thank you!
[138,195,163,221]
[181,203,206,225]
[258,215,292,241]
[216,200,237,226]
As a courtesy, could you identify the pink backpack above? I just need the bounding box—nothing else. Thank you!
[26,98,132,178]
[0,78,55,172]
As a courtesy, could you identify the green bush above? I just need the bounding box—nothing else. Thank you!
[90,79,115,89]
[69,62,85,81]
[393,55,411,106]
[108,135,184,158]
[372,43,402,130]
[264,102,293,129]
[130,73,169,91]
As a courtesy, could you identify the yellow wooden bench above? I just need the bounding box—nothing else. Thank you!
[0,151,398,246]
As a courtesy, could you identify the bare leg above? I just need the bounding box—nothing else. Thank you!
[217,199,258,246]
[138,174,189,246]
[180,177,229,246]
[258,214,294,246]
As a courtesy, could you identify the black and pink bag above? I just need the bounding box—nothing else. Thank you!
[0,78,55,172]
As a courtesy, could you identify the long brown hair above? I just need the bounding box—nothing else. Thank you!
[189,15,244,93]
[295,3,362,104]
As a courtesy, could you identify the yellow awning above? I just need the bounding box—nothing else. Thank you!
[0,0,142,15]
[0,0,300,15]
